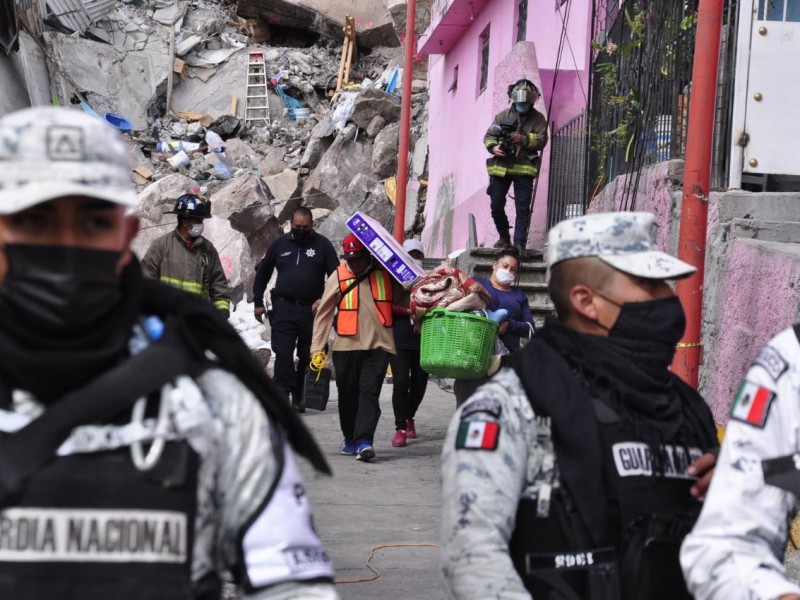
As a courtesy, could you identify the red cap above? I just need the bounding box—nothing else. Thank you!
[343,234,366,258]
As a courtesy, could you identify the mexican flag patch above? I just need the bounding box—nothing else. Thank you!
[730,380,776,428]
[456,421,500,451]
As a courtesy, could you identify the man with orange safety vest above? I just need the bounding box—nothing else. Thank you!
[310,234,403,462]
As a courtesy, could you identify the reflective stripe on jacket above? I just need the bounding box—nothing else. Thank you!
[141,230,231,312]
[483,107,548,178]
[335,264,393,336]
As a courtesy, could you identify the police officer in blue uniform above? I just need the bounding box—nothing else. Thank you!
[253,207,338,412]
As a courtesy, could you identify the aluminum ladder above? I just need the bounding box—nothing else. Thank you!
[245,50,270,128]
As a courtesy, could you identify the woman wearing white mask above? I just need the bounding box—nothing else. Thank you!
[453,249,534,406]
[473,249,534,352]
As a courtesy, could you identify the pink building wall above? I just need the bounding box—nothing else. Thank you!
[419,0,593,257]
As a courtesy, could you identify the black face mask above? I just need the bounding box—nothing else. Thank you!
[291,227,312,242]
[605,295,687,347]
[0,244,123,338]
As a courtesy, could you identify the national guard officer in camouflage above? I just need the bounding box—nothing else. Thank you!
[440,212,719,600]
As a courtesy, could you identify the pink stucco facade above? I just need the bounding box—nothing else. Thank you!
[418,0,593,256]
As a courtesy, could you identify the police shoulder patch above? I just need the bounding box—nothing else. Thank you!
[456,421,501,451]
[460,397,502,421]
[751,346,789,382]
[730,380,776,428]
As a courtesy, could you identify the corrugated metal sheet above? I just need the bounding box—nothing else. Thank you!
[82,0,115,24]
[46,0,114,34]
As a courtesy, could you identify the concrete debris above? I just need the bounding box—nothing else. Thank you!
[6,0,431,314]
[371,122,399,178]
[237,0,398,49]
[350,87,401,129]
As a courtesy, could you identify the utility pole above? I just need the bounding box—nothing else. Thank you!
[671,0,725,388]
[393,0,417,243]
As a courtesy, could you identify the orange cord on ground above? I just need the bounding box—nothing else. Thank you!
[334,543,439,585]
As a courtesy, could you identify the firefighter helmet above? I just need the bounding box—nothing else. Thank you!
[165,194,212,219]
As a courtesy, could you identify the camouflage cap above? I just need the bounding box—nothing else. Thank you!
[0,106,136,215]
[547,212,696,280]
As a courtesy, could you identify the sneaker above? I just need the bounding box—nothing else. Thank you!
[340,439,357,456]
[355,441,376,461]
[514,243,525,257]
[292,394,306,413]
[493,237,511,249]
[392,430,407,447]
[406,419,417,439]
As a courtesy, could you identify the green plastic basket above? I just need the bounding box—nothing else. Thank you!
[420,308,499,379]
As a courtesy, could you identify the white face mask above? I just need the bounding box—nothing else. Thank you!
[188,223,204,238]
[495,268,516,286]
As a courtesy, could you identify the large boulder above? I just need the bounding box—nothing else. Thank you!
[351,88,401,130]
[263,169,300,203]
[316,173,393,244]
[256,146,289,177]
[303,126,374,210]
[211,175,281,271]
[371,122,399,178]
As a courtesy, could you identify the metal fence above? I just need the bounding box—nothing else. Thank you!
[589,0,699,209]
[546,0,739,217]
[547,111,589,229]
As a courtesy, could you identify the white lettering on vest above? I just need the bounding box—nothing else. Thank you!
[0,508,186,563]
[612,443,702,479]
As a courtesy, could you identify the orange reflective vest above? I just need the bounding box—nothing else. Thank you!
[336,264,394,336]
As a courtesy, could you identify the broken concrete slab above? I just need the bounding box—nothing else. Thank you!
[256,146,289,176]
[45,32,170,131]
[153,2,188,26]
[303,126,374,210]
[366,115,386,138]
[176,34,203,57]
[351,87,401,129]
[310,117,335,139]
[316,172,393,243]
[300,135,332,170]
[263,169,300,203]
[371,121,399,178]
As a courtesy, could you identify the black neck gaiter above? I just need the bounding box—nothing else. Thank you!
[0,246,141,403]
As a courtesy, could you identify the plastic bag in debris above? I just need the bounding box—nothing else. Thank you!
[209,158,232,180]
[332,92,358,131]
[205,130,225,153]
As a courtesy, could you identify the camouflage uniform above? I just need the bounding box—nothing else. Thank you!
[441,367,554,598]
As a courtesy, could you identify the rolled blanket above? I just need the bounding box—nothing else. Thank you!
[410,267,490,321]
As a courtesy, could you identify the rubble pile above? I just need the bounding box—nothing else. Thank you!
[8,0,431,319]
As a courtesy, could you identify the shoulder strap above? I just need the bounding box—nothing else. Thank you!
[0,327,198,508]
[338,265,374,300]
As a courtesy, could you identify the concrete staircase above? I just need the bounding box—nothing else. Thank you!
[454,247,555,329]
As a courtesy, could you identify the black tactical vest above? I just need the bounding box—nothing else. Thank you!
[508,346,706,600]
[0,435,200,600]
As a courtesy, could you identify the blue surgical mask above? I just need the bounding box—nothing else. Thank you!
[514,103,530,114]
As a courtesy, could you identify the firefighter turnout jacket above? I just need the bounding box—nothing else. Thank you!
[483,107,548,178]
[142,230,231,312]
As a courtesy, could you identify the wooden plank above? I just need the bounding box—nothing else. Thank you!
[229,95,238,117]
[165,28,175,115]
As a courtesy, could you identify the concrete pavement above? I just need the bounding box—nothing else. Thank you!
[296,377,455,600]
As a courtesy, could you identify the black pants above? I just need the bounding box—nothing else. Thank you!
[270,300,313,401]
[388,347,428,430]
[332,349,390,444]
[487,174,534,245]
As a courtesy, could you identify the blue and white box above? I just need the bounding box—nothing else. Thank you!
[346,212,425,289]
